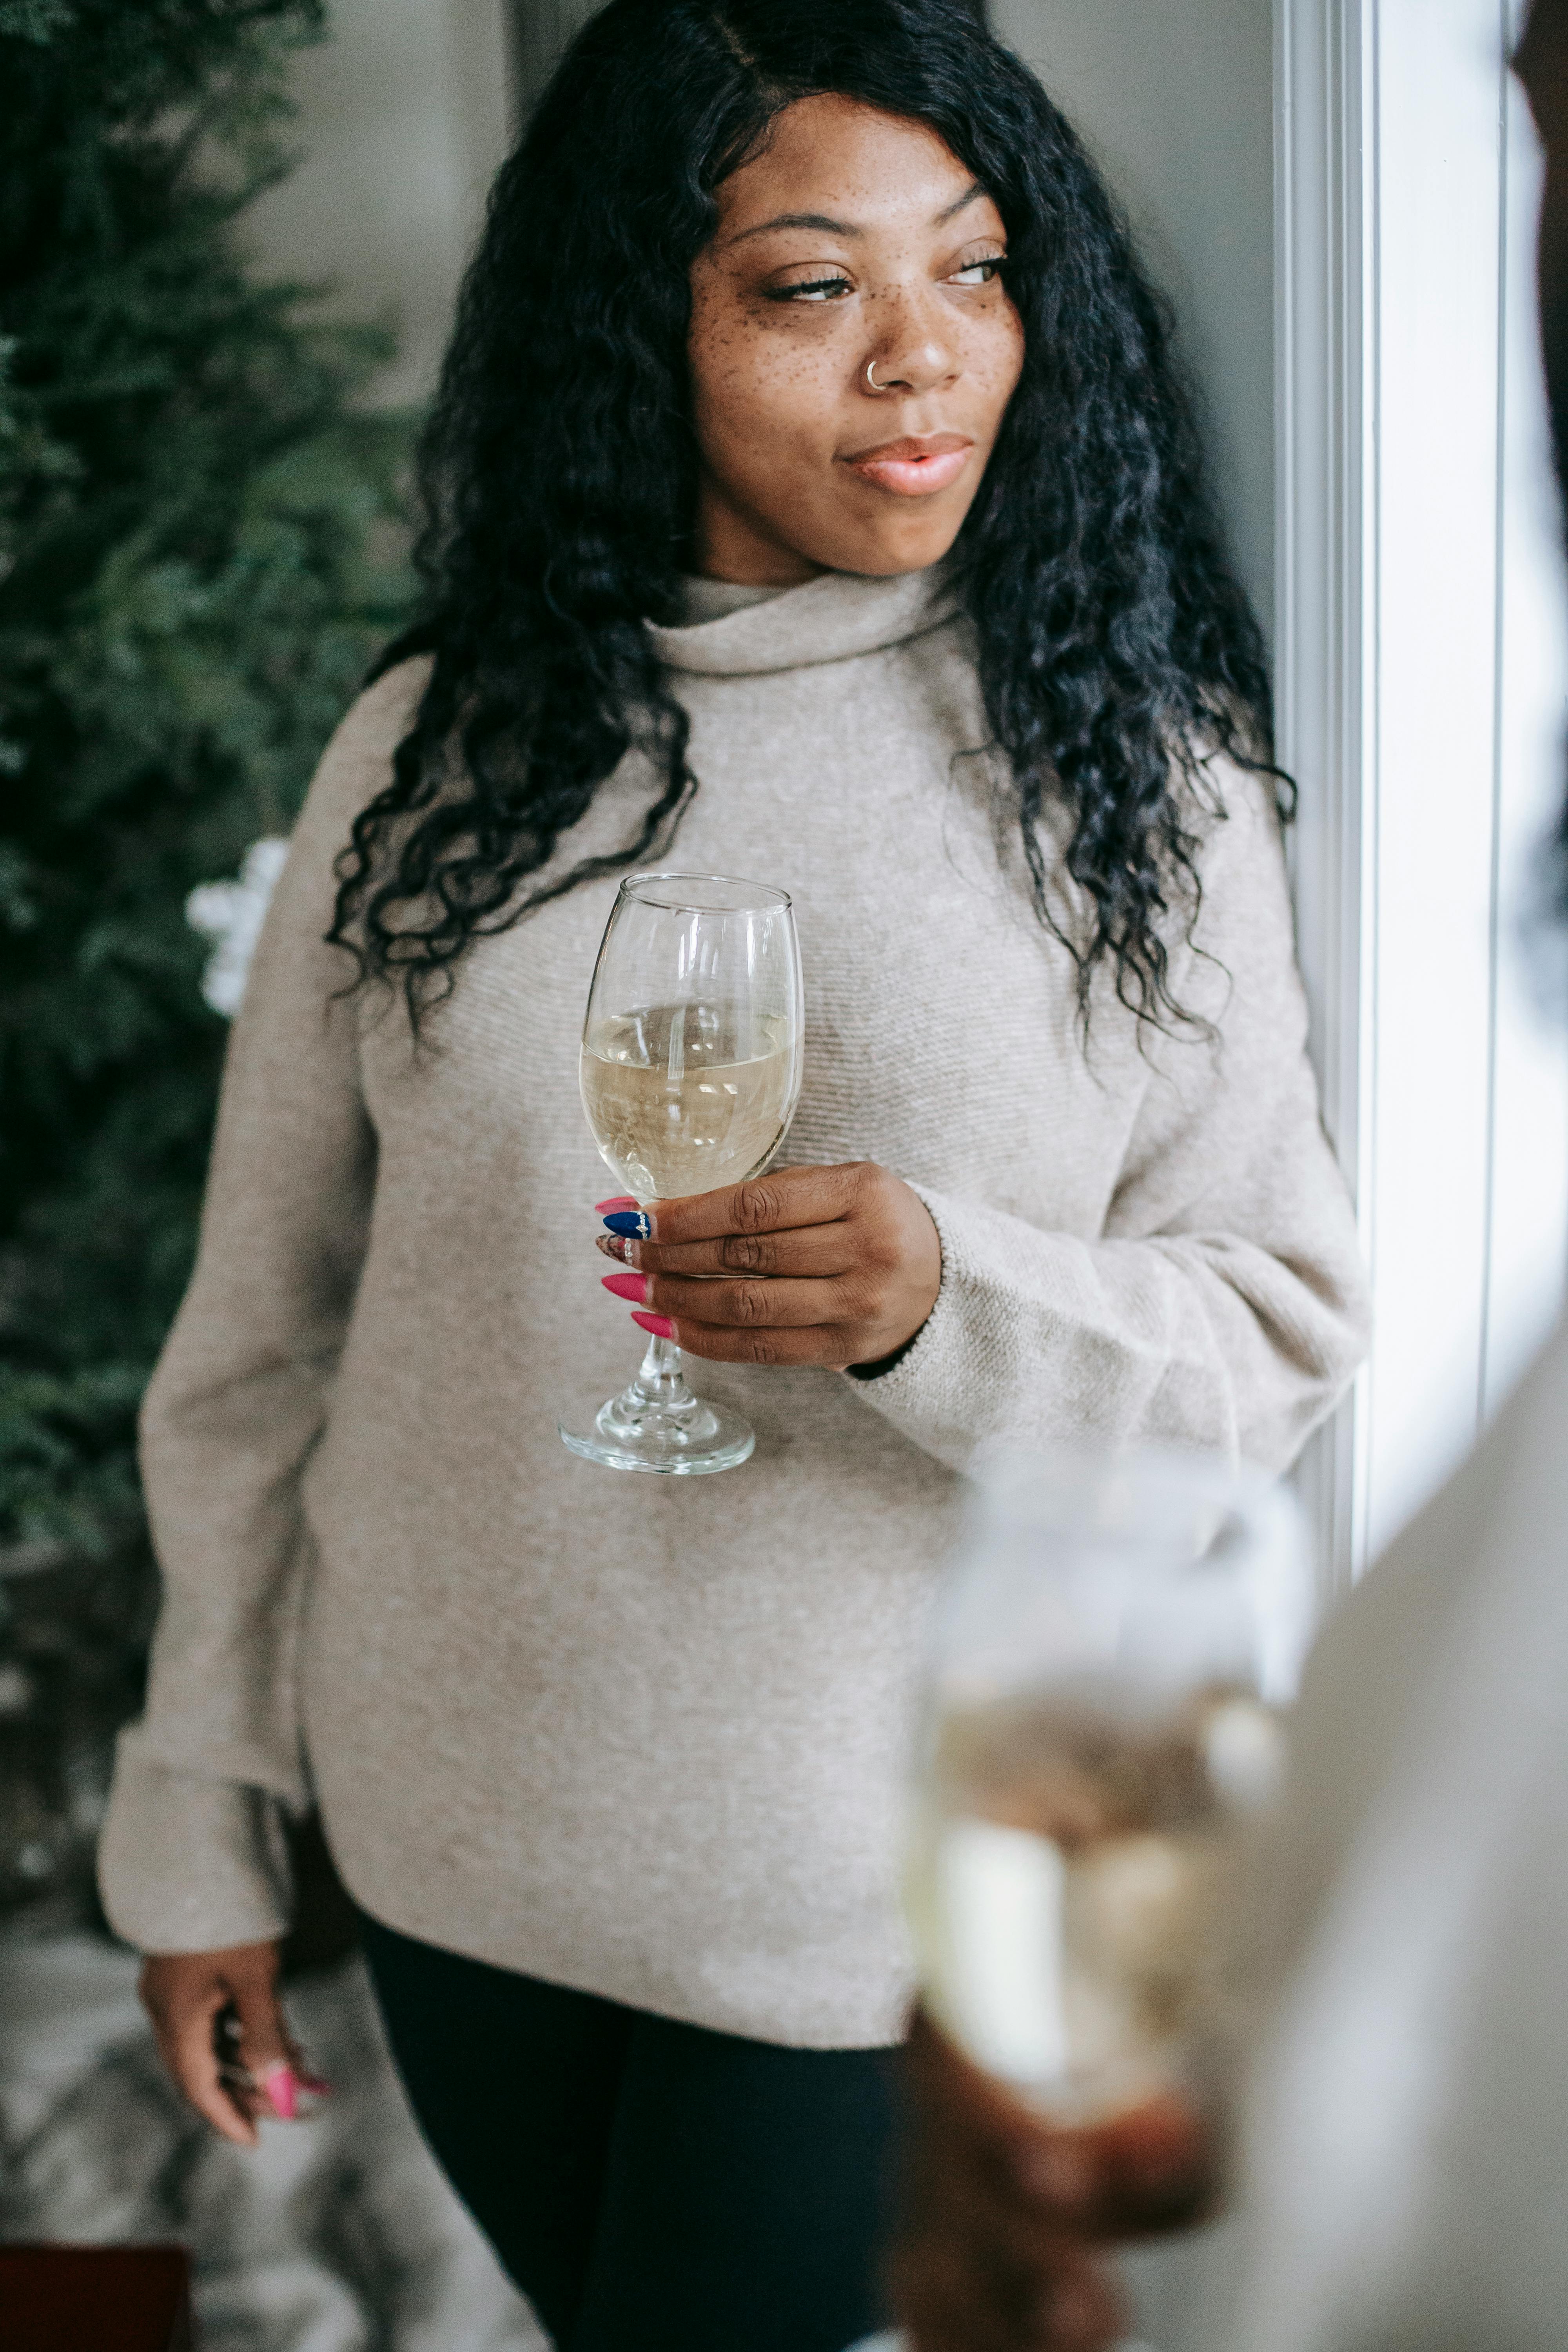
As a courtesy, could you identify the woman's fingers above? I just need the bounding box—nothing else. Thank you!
[637,1163,867,1247]
[225,1945,301,2122]
[142,1951,260,2146]
[596,1161,940,1366]
[656,1315,848,1367]
[170,1984,257,2146]
[598,1221,855,1279]
[641,1272,870,1330]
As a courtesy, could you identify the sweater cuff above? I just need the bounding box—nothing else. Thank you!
[840,1182,1016,1472]
[843,1181,1172,1475]
[98,1730,294,1953]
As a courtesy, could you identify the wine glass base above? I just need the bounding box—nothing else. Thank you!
[558,1392,756,1475]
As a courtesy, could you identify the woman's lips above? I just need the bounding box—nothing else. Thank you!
[842,433,974,497]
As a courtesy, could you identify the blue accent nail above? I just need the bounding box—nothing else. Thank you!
[603,1210,651,1239]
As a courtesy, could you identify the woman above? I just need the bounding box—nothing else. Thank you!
[101,3,1368,2346]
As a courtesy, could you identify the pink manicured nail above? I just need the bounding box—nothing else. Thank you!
[630,1310,676,1339]
[261,2062,298,2121]
[602,1272,648,1304]
[595,1195,638,1212]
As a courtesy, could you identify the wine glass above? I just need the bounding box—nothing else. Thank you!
[904,1450,1313,2175]
[559,871,804,1475]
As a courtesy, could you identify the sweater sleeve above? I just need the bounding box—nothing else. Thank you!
[847,766,1370,1477]
[97,661,427,1954]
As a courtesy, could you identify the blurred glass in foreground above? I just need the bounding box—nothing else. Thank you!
[905,1452,1313,2173]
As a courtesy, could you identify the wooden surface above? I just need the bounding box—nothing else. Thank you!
[0,2244,193,2351]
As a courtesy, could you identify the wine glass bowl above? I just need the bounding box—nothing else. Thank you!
[560,872,804,1475]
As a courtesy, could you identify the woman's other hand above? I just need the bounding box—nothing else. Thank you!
[597,1163,942,1370]
[139,1940,304,2145]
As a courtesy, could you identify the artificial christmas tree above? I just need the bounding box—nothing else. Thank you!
[0,0,416,1923]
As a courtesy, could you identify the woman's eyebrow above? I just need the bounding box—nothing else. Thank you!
[729,211,859,244]
[727,183,988,247]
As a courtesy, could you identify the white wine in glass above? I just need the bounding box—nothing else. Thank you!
[560,871,803,1475]
[904,1452,1313,2154]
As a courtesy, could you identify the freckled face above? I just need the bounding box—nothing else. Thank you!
[687,95,1025,584]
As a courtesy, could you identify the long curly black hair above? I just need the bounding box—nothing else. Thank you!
[330,0,1278,1030]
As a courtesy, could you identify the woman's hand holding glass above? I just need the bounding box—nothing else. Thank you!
[597,1161,942,1370]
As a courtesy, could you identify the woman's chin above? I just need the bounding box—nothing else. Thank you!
[792,512,971,580]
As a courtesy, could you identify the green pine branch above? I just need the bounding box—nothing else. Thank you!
[0,0,419,1559]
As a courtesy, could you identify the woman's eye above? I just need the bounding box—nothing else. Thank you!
[767,274,853,304]
[949,257,1005,286]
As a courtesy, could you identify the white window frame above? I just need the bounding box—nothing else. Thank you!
[1277,0,1568,1595]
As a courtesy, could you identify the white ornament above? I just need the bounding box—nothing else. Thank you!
[186,837,290,1018]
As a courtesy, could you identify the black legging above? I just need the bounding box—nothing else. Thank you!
[358,1911,897,2352]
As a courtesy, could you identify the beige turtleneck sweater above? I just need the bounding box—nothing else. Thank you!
[99,568,1368,2047]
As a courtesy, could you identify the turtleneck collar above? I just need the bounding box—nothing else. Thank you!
[647,560,958,678]
[679,576,787,624]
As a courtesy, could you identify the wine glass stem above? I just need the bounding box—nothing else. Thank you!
[631,1332,697,1411]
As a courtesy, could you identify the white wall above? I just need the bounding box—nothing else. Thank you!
[991,0,1277,627]
[242,0,512,409]
[512,0,601,108]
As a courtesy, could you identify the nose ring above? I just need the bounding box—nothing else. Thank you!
[865,357,892,393]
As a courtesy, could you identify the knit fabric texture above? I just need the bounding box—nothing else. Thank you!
[99,566,1369,2046]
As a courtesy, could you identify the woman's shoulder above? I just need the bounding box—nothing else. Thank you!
[281,655,434,881]
[1171,744,1300,1035]
[1180,733,1283,830]
[1173,741,1290,910]
[314,654,434,802]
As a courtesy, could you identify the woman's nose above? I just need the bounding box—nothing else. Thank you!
[860,289,959,396]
